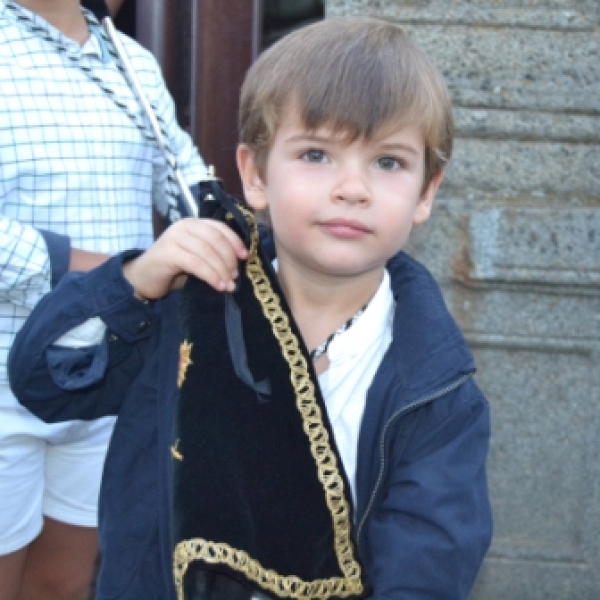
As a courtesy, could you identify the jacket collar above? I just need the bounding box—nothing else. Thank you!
[384,251,475,399]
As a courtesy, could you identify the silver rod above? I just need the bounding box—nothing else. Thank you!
[102,17,198,218]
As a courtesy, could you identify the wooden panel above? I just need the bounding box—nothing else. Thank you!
[133,0,262,195]
[191,0,263,196]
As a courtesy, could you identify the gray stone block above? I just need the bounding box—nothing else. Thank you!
[468,341,600,599]
[454,109,599,143]
[446,141,600,198]
[465,208,600,286]
[327,0,599,23]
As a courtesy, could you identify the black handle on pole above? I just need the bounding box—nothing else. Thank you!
[81,0,111,21]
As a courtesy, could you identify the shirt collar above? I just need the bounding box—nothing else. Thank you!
[327,269,394,363]
[3,1,108,62]
[270,259,394,363]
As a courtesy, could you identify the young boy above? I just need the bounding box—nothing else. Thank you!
[0,0,205,598]
[9,16,492,600]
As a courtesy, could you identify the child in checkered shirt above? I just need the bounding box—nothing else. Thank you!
[0,1,205,598]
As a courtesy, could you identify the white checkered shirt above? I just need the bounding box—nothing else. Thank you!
[0,1,207,385]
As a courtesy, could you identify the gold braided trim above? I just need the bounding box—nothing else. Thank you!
[173,208,363,599]
[177,341,193,388]
[174,540,361,600]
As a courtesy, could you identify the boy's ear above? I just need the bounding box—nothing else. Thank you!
[236,144,267,211]
[413,170,444,225]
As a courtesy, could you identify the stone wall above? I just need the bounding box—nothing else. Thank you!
[327,1,600,598]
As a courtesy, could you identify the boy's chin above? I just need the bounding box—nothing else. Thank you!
[308,258,389,280]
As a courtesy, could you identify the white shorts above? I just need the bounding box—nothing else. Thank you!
[0,385,116,555]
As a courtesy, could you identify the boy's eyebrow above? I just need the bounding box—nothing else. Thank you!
[377,142,422,157]
[284,133,422,157]
[283,132,335,145]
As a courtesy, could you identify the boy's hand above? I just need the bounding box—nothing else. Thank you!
[122,218,248,300]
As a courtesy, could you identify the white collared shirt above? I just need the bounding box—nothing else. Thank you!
[318,269,394,507]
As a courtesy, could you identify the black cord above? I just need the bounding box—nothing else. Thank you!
[80,0,110,21]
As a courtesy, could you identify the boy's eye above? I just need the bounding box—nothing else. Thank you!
[377,156,402,171]
[301,149,327,163]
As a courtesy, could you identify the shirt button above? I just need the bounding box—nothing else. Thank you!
[136,320,150,334]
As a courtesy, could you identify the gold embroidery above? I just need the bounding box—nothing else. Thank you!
[171,439,183,461]
[177,340,193,388]
[173,208,363,599]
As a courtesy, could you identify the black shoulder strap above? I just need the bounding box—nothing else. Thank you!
[80,0,110,21]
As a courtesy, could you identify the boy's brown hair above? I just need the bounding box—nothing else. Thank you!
[239,16,453,189]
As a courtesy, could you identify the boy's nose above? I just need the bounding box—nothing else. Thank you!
[332,165,371,206]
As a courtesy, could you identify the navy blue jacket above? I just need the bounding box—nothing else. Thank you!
[9,250,492,599]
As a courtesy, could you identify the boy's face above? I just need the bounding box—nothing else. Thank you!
[237,110,442,282]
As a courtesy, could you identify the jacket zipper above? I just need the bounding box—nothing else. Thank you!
[356,372,474,553]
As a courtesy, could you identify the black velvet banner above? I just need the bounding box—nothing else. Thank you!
[171,187,364,600]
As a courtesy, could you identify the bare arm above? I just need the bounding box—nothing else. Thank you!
[69,248,110,272]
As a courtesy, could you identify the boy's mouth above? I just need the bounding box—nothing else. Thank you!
[319,218,371,239]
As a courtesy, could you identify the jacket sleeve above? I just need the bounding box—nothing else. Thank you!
[361,378,493,599]
[8,250,161,423]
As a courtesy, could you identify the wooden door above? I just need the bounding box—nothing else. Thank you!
[129,0,263,197]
